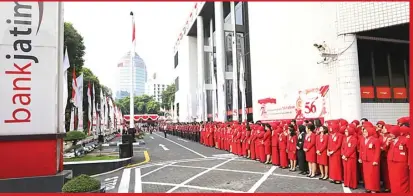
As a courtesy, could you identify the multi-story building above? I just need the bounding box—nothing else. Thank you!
[173,2,409,123]
[145,73,168,103]
[115,52,148,99]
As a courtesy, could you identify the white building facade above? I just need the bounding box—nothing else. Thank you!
[116,52,148,99]
[173,2,409,123]
[145,73,168,103]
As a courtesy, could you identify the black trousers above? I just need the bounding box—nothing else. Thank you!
[297,150,308,172]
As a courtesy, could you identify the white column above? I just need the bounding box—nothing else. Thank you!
[230,2,238,122]
[197,16,205,122]
[214,2,227,122]
[336,34,362,121]
[210,19,218,122]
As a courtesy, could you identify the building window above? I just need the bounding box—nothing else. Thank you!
[358,39,409,103]
[174,52,179,68]
[175,77,179,92]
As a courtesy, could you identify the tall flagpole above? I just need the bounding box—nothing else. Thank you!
[129,11,135,129]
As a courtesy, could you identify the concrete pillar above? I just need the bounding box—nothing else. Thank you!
[214,2,227,122]
[336,34,362,121]
[197,16,206,122]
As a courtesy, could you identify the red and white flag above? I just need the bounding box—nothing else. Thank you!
[87,82,92,135]
[71,67,78,107]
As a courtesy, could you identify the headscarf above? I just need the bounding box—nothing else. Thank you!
[365,127,376,138]
[346,126,355,136]
[351,120,360,126]
[399,126,410,136]
[339,125,346,135]
[376,121,385,126]
[388,125,400,137]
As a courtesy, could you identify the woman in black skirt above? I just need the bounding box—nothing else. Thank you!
[296,125,308,175]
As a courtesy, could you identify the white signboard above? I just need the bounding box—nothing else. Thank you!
[0,2,62,135]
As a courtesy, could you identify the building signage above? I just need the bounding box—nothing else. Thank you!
[0,2,60,135]
[258,85,330,121]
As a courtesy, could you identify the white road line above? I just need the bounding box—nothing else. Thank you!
[342,183,352,193]
[159,144,169,151]
[117,168,131,193]
[166,158,234,193]
[142,181,244,193]
[177,138,189,142]
[150,136,154,139]
[141,162,176,178]
[134,168,142,193]
[153,133,207,158]
[272,173,318,180]
[170,164,264,175]
[248,166,277,193]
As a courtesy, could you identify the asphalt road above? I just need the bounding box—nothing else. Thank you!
[94,132,365,193]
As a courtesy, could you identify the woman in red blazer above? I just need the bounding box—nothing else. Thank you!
[327,123,343,184]
[360,126,381,193]
[271,125,280,166]
[263,124,272,164]
[287,125,298,171]
[386,125,410,193]
[278,125,289,169]
[257,125,266,163]
[244,124,252,159]
[342,125,358,190]
[316,125,329,180]
[379,124,391,192]
[303,124,317,178]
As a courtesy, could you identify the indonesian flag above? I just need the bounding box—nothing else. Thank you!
[132,14,136,47]
[92,83,97,134]
[239,55,247,122]
[87,82,92,135]
[76,74,84,130]
[63,48,70,131]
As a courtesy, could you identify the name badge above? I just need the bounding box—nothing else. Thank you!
[279,138,282,141]
[333,137,337,142]
[348,143,351,148]
[399,145,404,150]
[368,143,373,149]
[257,131,260,134]
[291,139,294,143]
[400,152,406,156]
[307,138,311,142]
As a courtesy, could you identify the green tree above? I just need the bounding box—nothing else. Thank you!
[64,22,86,132]
[161,84,176,111]
[116,95,160,115]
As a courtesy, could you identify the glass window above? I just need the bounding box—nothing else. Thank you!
[235,2,243,25]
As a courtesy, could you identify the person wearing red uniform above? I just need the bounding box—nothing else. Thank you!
[327,123,343,184]
[360,126,381,193]
[250,125,257,160]
[316,125,329,180]
[278,126,289,169]
[379,124,391,192]
[287,125,298,171]
[271,125,280,166]
[235,126,243,156]
[304,123,317,177]
[245,124,252,158]
[255,124,262,161]
[240,125,247,156]
[263,124,272,164]
[386,125,410,193]
[342,125,358,190]
[257,125,266,162]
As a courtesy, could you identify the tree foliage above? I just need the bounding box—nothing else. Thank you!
[161,84,176,111]
[116,95,161,115]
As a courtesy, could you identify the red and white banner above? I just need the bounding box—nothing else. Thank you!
[257,85,330,121]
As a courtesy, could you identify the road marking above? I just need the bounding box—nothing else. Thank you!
[125,150,151,168]
[117,168,131,193]
[150,136,154,140]
[159,144,169,151]
[177,138,188,142]
[342,183,352,193]
[154,133,207,158]
[166,158,234,193]
[134,169,142,193]
[103,176,118,191]
[102,142,140,147]
[212,154,238,159]
[141,162,176,178]
[142,181,244,193]
[248,166,277,193]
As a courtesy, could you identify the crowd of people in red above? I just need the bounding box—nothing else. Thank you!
[194,117,410,193]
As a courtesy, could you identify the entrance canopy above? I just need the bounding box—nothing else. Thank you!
[124,114,159,122]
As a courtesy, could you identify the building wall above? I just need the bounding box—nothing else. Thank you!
[174,36,198,122]
[337,2,410,34]
[248,2,409,123]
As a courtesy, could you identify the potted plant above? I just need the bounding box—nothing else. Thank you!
[62,174,105,193]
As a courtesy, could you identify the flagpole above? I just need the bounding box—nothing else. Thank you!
[129,11,135,129]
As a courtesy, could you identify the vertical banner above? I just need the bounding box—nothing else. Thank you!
[76,74,84,130]
[0,2,61,135]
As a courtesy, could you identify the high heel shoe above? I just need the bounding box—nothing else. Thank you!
[322,176,329,180]
[318,175,324,180]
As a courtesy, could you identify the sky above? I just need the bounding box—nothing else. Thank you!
[64,2,194,92]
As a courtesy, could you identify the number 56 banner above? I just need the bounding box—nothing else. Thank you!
[257,85,330,121]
